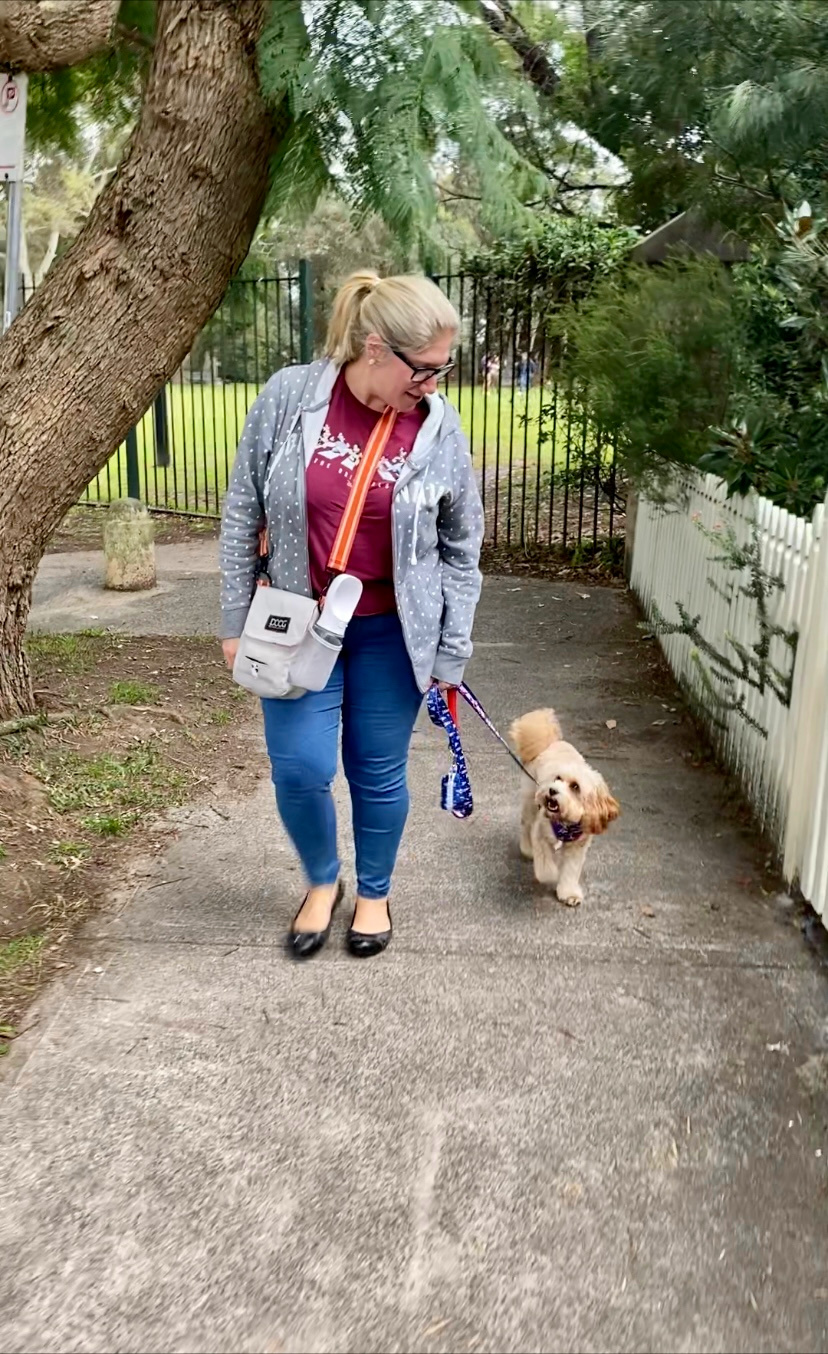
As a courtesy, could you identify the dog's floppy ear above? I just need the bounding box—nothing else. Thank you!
[583,779,620,835]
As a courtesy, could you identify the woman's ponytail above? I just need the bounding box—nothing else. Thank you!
[325,271,381,364]
[325,270,459,364]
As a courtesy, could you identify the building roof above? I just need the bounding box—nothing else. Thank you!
[630,210,751,263]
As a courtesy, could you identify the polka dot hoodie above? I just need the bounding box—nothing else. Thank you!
[219,359,484,692]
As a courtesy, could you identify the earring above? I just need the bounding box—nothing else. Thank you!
[368,358,377,366]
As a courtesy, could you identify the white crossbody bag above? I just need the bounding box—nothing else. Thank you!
[233,405,398,700]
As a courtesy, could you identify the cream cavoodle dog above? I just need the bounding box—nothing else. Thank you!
[510,709,619,907]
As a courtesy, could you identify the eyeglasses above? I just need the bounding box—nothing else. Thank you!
[390,347,456,384]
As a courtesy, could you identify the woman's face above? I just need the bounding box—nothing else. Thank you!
[365,330,456,412]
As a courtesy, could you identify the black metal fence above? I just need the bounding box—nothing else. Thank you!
[78,265,623,551]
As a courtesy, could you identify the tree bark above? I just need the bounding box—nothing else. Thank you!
[478,0,560,100]
[0,0,282,718]
[0,0,120,71]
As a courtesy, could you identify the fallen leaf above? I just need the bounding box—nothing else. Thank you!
[422,1319,452,1338]
[578,592,591,599]
[640,905,655,918]
[651,719,667,726]
[605,719,617,730]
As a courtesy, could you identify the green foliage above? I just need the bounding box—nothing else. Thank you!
[559,258,741,489]
[462,216,637,304]
[108,680,158,706]
[570,0,828,233]
[35,742,186,815]
[700,209,828,515]
[0,934,45,979]
[27,1,153,157]
[647,520,797,737]
[257,0,549,261]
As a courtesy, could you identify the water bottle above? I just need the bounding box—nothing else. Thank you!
[289,574,363,692]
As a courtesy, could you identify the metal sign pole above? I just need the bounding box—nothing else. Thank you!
[3,176,22,331]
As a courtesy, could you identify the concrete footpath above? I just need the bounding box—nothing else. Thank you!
[3,548,827,1353]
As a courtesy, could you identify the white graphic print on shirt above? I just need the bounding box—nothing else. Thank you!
[313,424,409,487]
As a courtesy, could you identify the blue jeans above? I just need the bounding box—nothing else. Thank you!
[261,612,424,900]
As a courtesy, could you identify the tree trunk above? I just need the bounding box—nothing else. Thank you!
[0,0,120,71]
[0,0,283,719]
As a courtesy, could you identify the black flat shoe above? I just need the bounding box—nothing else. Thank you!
[346,901,392,958]
[287,880,343,960]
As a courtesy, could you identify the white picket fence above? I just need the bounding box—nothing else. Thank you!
[630,474,828,926]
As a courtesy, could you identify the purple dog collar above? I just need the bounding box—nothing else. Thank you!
[551,820,584,845]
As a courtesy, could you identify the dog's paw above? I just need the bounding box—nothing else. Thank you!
[519,833,533,860]
[558,890,583,908]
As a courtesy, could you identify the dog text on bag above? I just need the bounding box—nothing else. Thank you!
[264,614,291,635]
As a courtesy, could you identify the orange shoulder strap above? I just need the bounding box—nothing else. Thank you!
[327,405,397,575]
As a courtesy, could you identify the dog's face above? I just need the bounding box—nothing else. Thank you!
[533,742,620,836]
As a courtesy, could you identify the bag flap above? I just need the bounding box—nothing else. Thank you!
[243,587,317,646]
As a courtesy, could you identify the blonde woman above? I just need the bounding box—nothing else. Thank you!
[220,273,483,959]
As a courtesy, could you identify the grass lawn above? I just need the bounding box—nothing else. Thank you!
[84,381,605,516]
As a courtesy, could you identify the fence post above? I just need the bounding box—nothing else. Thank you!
[153,390,170,468]
[125,426,141,500]
[299,258,313,364]
[624,488,638,581]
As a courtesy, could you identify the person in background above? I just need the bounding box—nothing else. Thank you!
[219,272,484,960]
[517,351,537,392]
[484,354,501,391]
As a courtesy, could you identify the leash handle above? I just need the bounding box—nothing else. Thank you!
[447,687,458,726]
[425,686,473,819]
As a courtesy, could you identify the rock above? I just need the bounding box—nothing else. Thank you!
[102,498,155,591]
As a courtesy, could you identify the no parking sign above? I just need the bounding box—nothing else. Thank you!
[0,74,27,181]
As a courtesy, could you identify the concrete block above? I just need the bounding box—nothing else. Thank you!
[102,497,155,591]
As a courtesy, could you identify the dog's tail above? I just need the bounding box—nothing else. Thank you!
[510,709,562,766]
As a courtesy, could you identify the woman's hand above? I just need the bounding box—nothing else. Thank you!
[222,638,240,671]
[431,679,457,694]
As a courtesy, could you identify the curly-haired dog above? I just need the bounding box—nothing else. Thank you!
[510,708,619,907]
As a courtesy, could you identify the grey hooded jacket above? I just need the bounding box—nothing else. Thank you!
[219,359,484,691]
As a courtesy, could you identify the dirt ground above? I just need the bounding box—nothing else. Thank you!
[52,505,625,584]
[47,505,221,554]
[0,632,263,1040]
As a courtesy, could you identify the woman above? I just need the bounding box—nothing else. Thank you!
[219,272,483,959]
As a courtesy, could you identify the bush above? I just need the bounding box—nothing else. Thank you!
[558,257,743,492]
[700,210,828,516]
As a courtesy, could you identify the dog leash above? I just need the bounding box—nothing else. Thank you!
[426,682,537,820]
[456,683,538,784]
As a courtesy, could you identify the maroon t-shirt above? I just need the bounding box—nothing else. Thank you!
[306,371,426,615]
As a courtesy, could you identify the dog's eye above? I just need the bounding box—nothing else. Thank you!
[570,781,580,794]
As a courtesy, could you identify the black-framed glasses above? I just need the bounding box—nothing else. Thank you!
[390,347,456,383]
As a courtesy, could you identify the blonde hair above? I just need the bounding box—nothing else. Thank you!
[325,270,459,364]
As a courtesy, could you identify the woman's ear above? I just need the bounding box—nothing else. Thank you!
[364,332,387,365]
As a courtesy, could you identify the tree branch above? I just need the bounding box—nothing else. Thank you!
[478,0,560,100]
[0,0,120,73]
[35,226,61,286]
[115,21,155,55]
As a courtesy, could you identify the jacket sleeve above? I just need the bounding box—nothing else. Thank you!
[432,435,484,685]
[218,372,284,640]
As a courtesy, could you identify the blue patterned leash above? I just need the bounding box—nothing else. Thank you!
[426,685,474,818]
[426,682,537,820]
